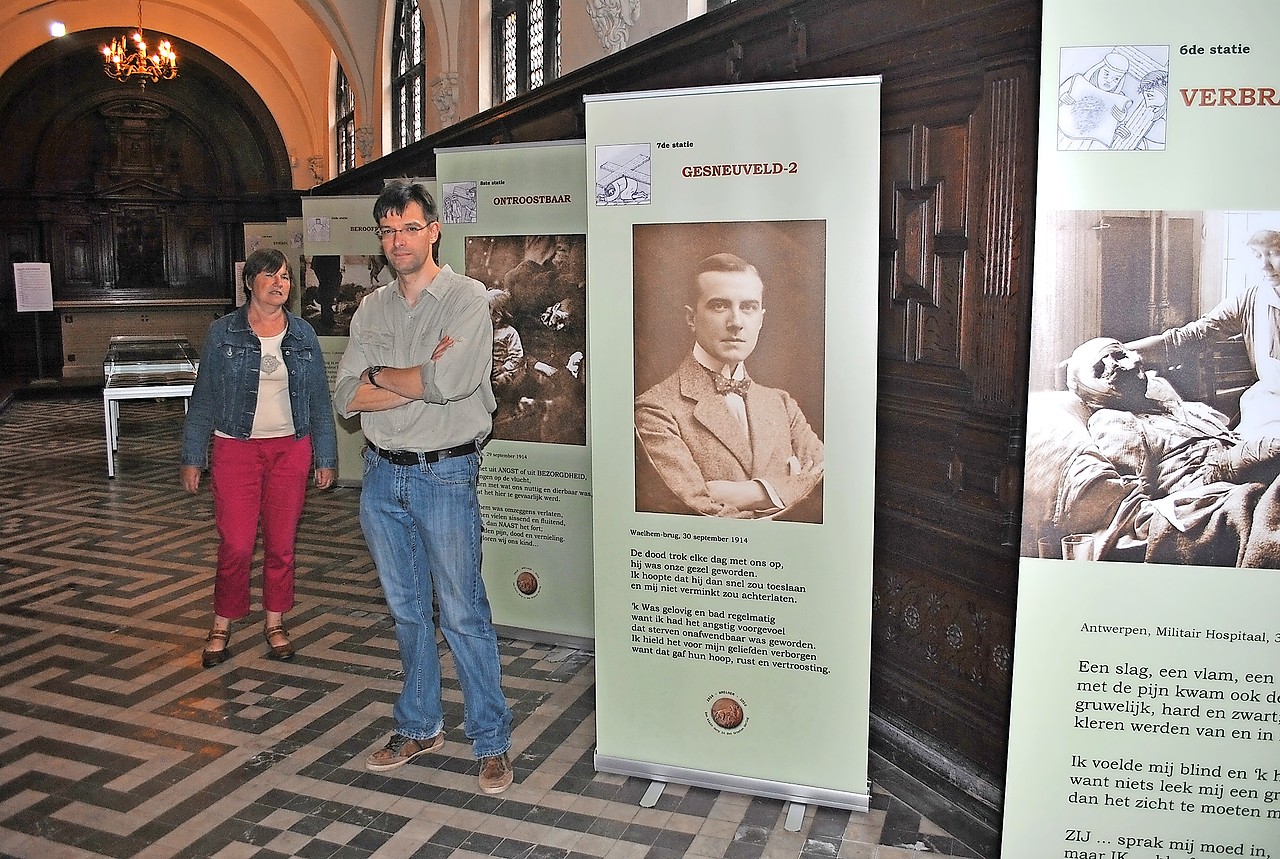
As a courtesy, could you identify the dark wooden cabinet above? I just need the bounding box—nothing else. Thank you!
[0,224,41,377]
[0,29,299,377]
[52,219,100,292]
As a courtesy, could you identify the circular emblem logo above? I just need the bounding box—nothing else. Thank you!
[707,693,746,733]
[514,568,539,597]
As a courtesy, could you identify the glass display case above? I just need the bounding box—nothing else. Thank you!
[102,335,199,477]
[103,335,198,388]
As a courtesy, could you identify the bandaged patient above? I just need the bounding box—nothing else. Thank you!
[1059,337,1280,566]
[1068,338,1280,490]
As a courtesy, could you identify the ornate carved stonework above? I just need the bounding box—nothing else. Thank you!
[431,73,459,127]
[355,126,374,163]
[307,155,326,185]
[587,0,641,53]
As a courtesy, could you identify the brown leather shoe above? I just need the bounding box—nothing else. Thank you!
[365,732,445,772]
[478,752,514,794]
[201,628,231,668]
[263,625,295,661]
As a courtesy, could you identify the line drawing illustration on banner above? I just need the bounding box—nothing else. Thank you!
[595,143,651,205]
[1057,44,1170,151]
[442,181,478,223]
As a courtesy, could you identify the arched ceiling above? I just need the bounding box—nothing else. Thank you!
[0,0,392,188]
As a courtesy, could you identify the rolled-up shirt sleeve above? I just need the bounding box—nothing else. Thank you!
[1159,292,1250,361]
[333,315,372,419]
[419,290,494,405]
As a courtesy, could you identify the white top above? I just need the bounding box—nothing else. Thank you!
[251,331,295,439]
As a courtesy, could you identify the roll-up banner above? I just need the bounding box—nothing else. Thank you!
[434,141,593,647]
[1003,2,1280,853]
[286,217,303,315]
[584,77,881,810]
[299,196,384,484]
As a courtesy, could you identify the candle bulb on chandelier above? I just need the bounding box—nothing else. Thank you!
[100,0,178,85]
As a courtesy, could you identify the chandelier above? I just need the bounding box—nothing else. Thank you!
[101,0,178,85]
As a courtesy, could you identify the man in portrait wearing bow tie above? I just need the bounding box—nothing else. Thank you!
[634,252,824,520]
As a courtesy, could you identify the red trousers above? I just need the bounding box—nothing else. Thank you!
[210,434,312,619]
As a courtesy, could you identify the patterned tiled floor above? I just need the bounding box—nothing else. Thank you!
[0,394,992,859]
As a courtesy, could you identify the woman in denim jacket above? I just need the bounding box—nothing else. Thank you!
[180,248,338,668]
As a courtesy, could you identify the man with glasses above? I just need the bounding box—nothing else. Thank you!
[334,180,514,794]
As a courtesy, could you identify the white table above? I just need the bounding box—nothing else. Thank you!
[103,382,195,478]
[102,335,199,478]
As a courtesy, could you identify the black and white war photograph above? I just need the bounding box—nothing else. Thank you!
[464,234,587,445]
[632,220,826,523]
[300,253,394,337]
[1024,209,1280,567]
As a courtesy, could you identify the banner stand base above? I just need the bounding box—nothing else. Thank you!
[494,624,593,653]
[593,752,870,813]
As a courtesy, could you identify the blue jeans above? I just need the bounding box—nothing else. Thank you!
[359,448,511,758]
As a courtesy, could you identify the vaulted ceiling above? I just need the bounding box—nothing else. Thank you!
[0,1,472,188]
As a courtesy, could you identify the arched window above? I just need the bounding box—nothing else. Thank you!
[391,0,426,149]
[335,66,356,174]
[492,0,560,104]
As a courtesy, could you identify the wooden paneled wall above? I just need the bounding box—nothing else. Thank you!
[0,31,298,378]
[320,0,1041,819]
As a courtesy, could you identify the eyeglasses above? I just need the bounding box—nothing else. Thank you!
[375,223,434,240]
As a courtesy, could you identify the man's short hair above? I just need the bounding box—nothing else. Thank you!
[487,287,514,326]
[688,253,761,305]
[1247,229,1280,253]
[1136,69,1167,96]
[374,179,438,224]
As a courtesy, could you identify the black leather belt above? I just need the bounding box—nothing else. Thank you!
[367,440,477,466]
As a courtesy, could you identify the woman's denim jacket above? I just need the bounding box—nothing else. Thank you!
[180,305,338,469]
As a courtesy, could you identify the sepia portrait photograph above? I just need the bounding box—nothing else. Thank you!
[1024,209,1280,567]
[633,220,826,522]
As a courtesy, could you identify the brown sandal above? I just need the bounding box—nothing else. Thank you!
[263,625,295,661]
[202,628,231,668]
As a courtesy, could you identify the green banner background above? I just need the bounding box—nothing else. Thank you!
[299,195,382,485]
[1005,1,1280,853]
[585,78,881,806]
[435,141,594,644]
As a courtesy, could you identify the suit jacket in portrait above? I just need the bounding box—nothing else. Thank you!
[634,355,824,520]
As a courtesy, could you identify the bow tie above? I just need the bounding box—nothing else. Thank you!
[710,372,751,397]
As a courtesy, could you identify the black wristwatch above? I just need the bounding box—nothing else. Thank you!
[367,366,385,388]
